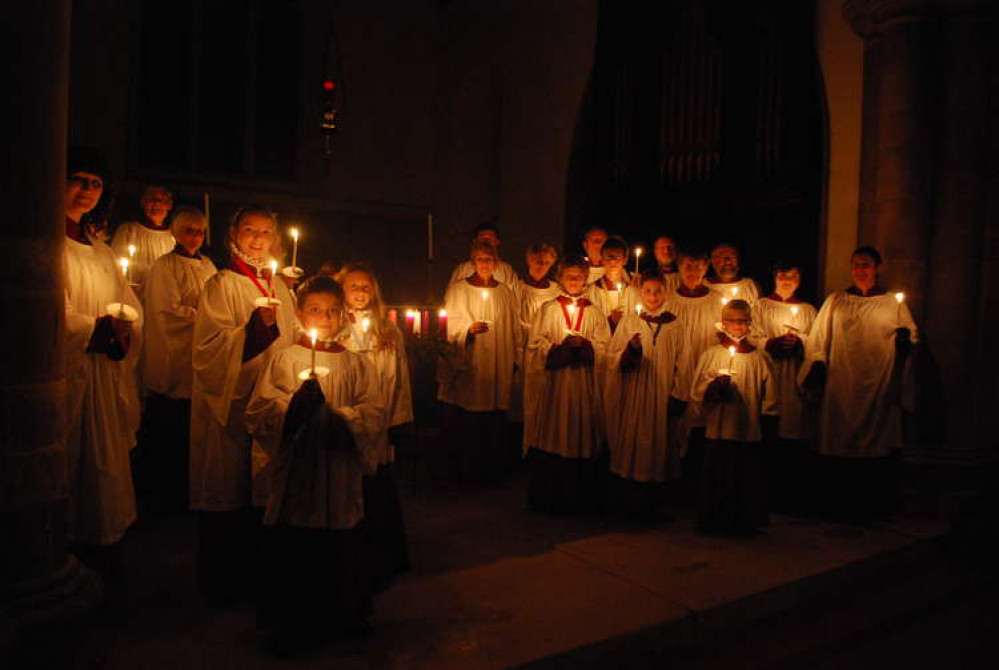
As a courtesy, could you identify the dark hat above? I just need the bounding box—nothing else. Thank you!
[67,145,110,181]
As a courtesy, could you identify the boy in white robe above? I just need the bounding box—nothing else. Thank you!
[605,270,688,520]
[584,237,636,334]
[582,226,609,285]
[798,246,917,524]
[336,262,413,588]
[524,256,611,513]
[690,300,777,536]
[246,275,384,654]
[705,243,761,306]
[439,241,521,483]
[63,146,144,557]
[136,207,216,512]
[447,221,519,289]
[751,261,818,512]
[189,205,297,603]
[111,185,176,301]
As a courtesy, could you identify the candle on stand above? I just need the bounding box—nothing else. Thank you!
[290,227,299,269]
[310,329,318,376]
[269,260,279,297]
[427,213,434,261]
[421,309,431,337]
[405,309,416,334]
[438,308,448,336]
[634,246,643,275]
[894,292,905,326]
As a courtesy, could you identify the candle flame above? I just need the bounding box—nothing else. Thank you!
[635,305,643,315]
[721,297,729,306]
[438,308,446,317]
[635,247,643,257]
[269,260,279,276]
[127,244,136,257]
[309,328,318,344]
[616,282,623,291]
[481,290,489,300]
[291,227,299,241]
[728,345,737,357]
[894,292,905,304]
[791,305,800,316]
[730,287,738,297]
[119,258,129,275]
[361,317,370,333]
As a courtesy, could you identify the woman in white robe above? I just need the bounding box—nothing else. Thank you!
[604,271,688,519]
[438,241,520,483]
[523,257,611,513]
[798,247,917,523]
[246,276,383,650]
[137,207,216,511]
[336,262,413,588]
[63,147,144,550]
[189,205,296,602]
[110,185,175,301]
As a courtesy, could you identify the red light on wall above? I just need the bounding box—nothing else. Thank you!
[323,80,336,91]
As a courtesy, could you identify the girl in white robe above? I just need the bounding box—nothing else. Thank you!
[336,262,413,588]
[110,185,176,301]
[189,205,296,602]
[523,257,611,513]
[798,246,917,523]
[690,300,777,536]
[604,271,688,519]
[138,207,216,511]
[246,275,384,652]
[438,241,521,483]
[63,147,144,550]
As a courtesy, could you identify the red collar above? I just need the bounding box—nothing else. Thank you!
[717,332,756,352]
[229,256,274,298]
[523,275,551,289]
[465,275,500,288]
[676,285,709,298]
[65,217,91,245]
[641,311,676,325]
[174,244,202,260]
[556,295,591,307]
[765,293,803,303]
[846,286,887,297]
[296,336,345,352]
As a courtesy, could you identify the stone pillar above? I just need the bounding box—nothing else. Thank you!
[0,0,103,653]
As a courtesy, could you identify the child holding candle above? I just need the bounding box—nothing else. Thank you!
[690,300,777,536]
[189,204,296,603]
[523,255,611,513]
[111,184,176,301]
[335,262,413,588]
[604,270,689,520]
[438,241,521,483]
[63,146,144,561]
[246,275,384,654]
[585,237,638,333]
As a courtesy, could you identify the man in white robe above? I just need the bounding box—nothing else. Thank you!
[582,226,609,285]
[705,243,760,306]
[111,185,176,301]
[653,234,681,293]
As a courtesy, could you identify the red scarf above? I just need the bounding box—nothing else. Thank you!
[556,295,590,331]
[229,256,274,299]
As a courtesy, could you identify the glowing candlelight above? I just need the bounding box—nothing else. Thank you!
[894,291,905,326]
[290,227,299,269]
[790,305,800,317]
[405,309,416,334]
[310,328,318,375]
[727,345,737,375]
[361,316,370,333]
[730,286,738,298]
[438,308,448,335]
[269,260,279,297]
[634,246,643,275]
[118,258,129,316]
[413,309,422,336]
[721,297,729,306]
[481,289,489,301]
[635,304,643,316]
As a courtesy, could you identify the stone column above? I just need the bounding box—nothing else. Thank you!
[0,0,102,653]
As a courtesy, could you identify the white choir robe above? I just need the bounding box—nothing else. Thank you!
[449,259,520,290]
[64,236,144,545]
[245,344,384,529]
[339,310,413,466]
[705,276,761,306]
[438,279,521,411]
[660,271,681,295]
[690,344,778,442]
[605,309,688,482]
[523,297,611,458]
[143,249,217,398]
[586,265,606,286]
[751,297,817,440]
[798,291,918,458]
[189,268,297,511]
[111,221,176,300]
[585,272,639,324]
[509,278,563,422]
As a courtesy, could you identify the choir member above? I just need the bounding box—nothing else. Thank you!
[752,262,817,512]
[523,256,611,513]
[111,185,175,300]
[447,221,519,289]
[438,241,520,483]
[63,146,143,558]
[138,206,217,511]
[582,226,609,285]
[799,246,917,524]
[246,275,383,654]
[335,262,413,587]
[189,204,297,603]
[653,234,681,292]
[585,237,636,333]
[705,243,760,306]
[690,300,777,536]
[604,270,688,520]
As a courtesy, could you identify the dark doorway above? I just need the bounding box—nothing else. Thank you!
[566,0,825,300]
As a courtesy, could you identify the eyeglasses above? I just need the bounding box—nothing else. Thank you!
[68,175,103,190]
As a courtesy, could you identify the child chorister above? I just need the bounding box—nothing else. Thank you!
[246,275,384,654]
[690,299,777,536]
[110,185,176,301]
[584,237,637,333]
[523,256,611,513]
[604,271,688,519]
[438,240,521,482]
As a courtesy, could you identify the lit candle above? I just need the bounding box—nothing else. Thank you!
[481,289,489,301]
[567,303,577,333]
[118,258,129,317]
[290,227,299,269]
[388,308,398,325]
[634,246,643,275]
[788,304,800,334]
[414,309,422,336]
[310,328,318,376]
[405,309,416,334]
[790,305,800,317]
[127,244,136,283]
[721,297,729,306]
[361,316,370,333]
[894,292,905,326]
[269,260,279,297]
[438,308,448,336]
[635,304,643,316]
[613,282,623,310]
[727,345,737,376]
[427,213,434,261]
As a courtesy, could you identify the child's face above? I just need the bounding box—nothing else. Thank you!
[341,271,373,310]
[774,269,800,296]
[560,267,587,296]
[297,292,342,339]
[526,251,556,279]
[601,247,626,274]
[174,220,206,255]
[472,252,497,279]
[679,258,708,288]
[640,279,665,312]
[721,309,750,339]
[232,214,275,260]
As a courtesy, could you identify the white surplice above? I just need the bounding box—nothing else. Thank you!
[798,290,918,458]
[690,344,778,442]
[586,265,606,286]
[143,249,217,398]
[110,221,176,300]
[584,272,638,324]
[523,296,611,458]
[189,267,296,511]
[448,259,519,290]
[438,279,520,411]
[64,235,144,545]
[508,278,562,422]
[246,344,384,529]
[751,297,818,440]
[705,276,761,306]
[604,308,688,482]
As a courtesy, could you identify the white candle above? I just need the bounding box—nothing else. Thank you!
[127,244,136,283]
[310,328,318,375]
[269,260,279,297]
[481,289,489,301]
[894,292,905,326]
[428,213,434,261]
[635,304,643,316]
[721,297,729,306]
[118,258,129,316]
[634,246,643,275]
[361,316,370,333]
[727,345,737,375]
[413,310,422,336]
[290,227,299,268]
[567,303,577,333]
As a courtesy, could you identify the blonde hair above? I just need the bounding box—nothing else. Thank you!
[334,262,398,350]
[227,204,285,262]
[169,206,206,235]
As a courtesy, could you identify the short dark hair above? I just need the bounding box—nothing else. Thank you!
[677,248,710,264]
[473,219,499,238]
[559,253,590,275]
[851,246,882,266]
[600,237,628,257]
[296,274,344,308]
[639,269,664,286]
[771,259,801,276]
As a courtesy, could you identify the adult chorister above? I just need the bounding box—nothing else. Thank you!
[111,184,176,302]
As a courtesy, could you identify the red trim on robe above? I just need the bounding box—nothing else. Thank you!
[464,275,500,288]
[229,256,274,298]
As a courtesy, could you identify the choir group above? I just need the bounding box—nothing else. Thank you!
[62,145,918,653]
